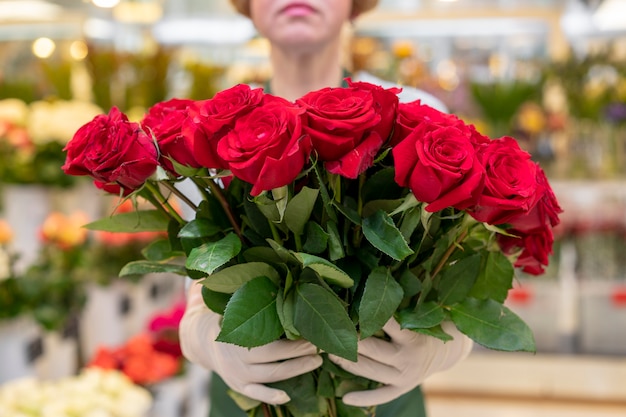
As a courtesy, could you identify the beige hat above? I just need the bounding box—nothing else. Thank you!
[229,0,378,18]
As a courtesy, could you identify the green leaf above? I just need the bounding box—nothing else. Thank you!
[255,193,282,223]
[284,186,319,235]
[142,238,178,262]
[217,276,283,347]
[201,286,231,315]
[362,199,405,218]
[242,246,286,265]
[276,290,300,339]
[178,218,222,239]
[410,324,454,342]
[470,251,515,303]
[399,206,422,243]
[326,221,345,261]
[201,262,280,294]
[271,185,289,223]
[358,267,404,339]
[119,261,187,277]
[267,239,299,264]
[390,193,419,216]
[397,301,445,330]
[294,253,354,288]
[437,253,481,306]
[226,391,261,412]
[361,167,402,203]
[362,210,414,261]
[294,283,358,361]
[84,210,169,232]
[398,268,422,298]
[333,201,362,226]
[268,372,321,416]
[316,370,335,398]
[302,222,329,254]
[169,159,206,177]
[449,298,536,352]
[186,233,242,275]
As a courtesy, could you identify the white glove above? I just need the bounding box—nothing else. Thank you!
[179,283,323,404]
[329,318,473,407]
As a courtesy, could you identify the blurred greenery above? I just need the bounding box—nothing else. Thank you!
[470,81,541,137]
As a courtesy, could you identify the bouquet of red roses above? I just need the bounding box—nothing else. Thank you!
[62,79,561,417]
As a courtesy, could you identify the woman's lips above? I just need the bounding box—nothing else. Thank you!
[281,3,316,17]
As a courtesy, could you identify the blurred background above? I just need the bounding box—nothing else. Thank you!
[0,0,625,416]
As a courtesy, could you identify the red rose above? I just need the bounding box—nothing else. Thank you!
[142,98,200,175]
[469,136,541,226]
[392,100,489,147]
[190,84,264,170]
[498,225,555,275]
[296,81,399,178]
[507,166,562,232]
[62,107,158,196]
[392,120,485,213]
[217,95,312,196]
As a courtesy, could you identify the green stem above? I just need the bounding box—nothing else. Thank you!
[431,229,468,280]
[143,181,185,225]
[294,233,303,252]
[268,220,282,245]
[201,177,243,239]
[328,398,337,417]
[161,180,198,212]
[313,163,338,224]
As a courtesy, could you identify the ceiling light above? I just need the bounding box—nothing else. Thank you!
[0,1,62,21]
[113,2,163,24]
[593,0,626,31]
[32,37,55,58]
[92,0,120,7]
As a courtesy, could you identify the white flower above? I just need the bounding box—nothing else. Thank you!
[27,100,102,145]
[0,369,152,417]
[0,99,29,125]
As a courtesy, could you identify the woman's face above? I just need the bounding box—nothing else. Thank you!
[249,0,352,52]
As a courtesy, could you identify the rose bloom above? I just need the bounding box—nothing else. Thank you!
[297,80,399,178]
[190,84,264,170]
[469,136,542,226]
[498,224,555,275]
[392,105,485,213]
[217,94,312,196]
[392,100,490,147]
[62,107,158,196]
[507,166,562,233]
[142,98,200,175]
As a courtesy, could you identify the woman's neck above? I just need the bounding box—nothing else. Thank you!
[267,41,344,101]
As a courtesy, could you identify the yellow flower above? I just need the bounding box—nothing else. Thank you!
[517,103,546,135]
[392,40,414,59]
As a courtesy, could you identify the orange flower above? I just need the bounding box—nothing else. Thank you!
[0,220,13,245]
[40,211,89,249]
[88,333,181,385]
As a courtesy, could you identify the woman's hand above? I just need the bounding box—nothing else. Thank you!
[328,318,473,407]
[179,283,323,405]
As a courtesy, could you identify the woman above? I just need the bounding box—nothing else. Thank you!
[179,1,473,416]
